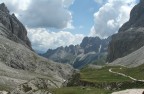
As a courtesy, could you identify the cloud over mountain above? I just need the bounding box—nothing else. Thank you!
[90,0,137,38]
[27,28,84,53]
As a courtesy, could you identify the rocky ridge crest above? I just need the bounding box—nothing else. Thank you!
[42,37,110,68]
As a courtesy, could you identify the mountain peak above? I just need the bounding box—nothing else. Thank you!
[0,3,9,13]
[0,3,32,50]
[118,0,144,32]
[107,0,144,62]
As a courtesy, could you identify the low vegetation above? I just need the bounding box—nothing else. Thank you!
[46,65,144,94]
[80,66,131,83]
[50,86,112,94]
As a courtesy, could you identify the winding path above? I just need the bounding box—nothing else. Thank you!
[109,68,144,82]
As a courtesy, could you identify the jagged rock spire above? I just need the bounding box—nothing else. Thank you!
[0,3,9,13]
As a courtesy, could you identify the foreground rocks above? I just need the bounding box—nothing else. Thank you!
[0,34,74,93]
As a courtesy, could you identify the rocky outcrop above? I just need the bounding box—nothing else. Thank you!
[0,3,32,50]
[42,37,110,68]
[10,78,57,94]
[107,0,144,62]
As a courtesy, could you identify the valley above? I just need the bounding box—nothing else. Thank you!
[0,0,144,94]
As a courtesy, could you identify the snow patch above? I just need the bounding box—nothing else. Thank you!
[98,44,102,53]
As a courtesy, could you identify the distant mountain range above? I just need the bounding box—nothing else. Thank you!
[41,37,110,68]
[0,0,144,93]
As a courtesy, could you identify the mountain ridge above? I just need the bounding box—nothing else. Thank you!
[42,36,110,68]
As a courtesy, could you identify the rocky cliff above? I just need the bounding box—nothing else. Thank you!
[0,3,32,50]
[42,37,110,68]
[107,0,144,62]
[0,3,74,94]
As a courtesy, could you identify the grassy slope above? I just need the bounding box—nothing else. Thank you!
[49,65,144,94]
[80,66,131,83]
[50,87,112,94]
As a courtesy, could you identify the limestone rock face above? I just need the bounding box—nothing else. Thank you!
[0,3,32,50]
[107,0,144,62]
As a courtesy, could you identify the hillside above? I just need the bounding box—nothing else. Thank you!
[0,3,74,94]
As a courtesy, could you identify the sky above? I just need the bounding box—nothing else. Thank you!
[0,0,139,53]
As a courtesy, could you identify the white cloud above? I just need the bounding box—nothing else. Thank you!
[91,0,137,38]
[27,28,84,53]
[1,0,74,29]
[0,0,79,53]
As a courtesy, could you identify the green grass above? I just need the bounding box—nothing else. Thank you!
[50,87,112,94]
[49,65,144,94]
[0,85,12,91]
[80,66,131,83]
[113,64,144,80]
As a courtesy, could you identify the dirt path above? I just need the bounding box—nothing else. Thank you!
[109,68,144,94]
[109,68,144,82]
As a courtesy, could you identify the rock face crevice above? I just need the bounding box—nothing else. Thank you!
[0,3,32,50]
[107,0,144,62]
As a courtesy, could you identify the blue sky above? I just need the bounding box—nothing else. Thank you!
[69,0,139,36]
[69,0,102,35]
[0,0,139,52]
